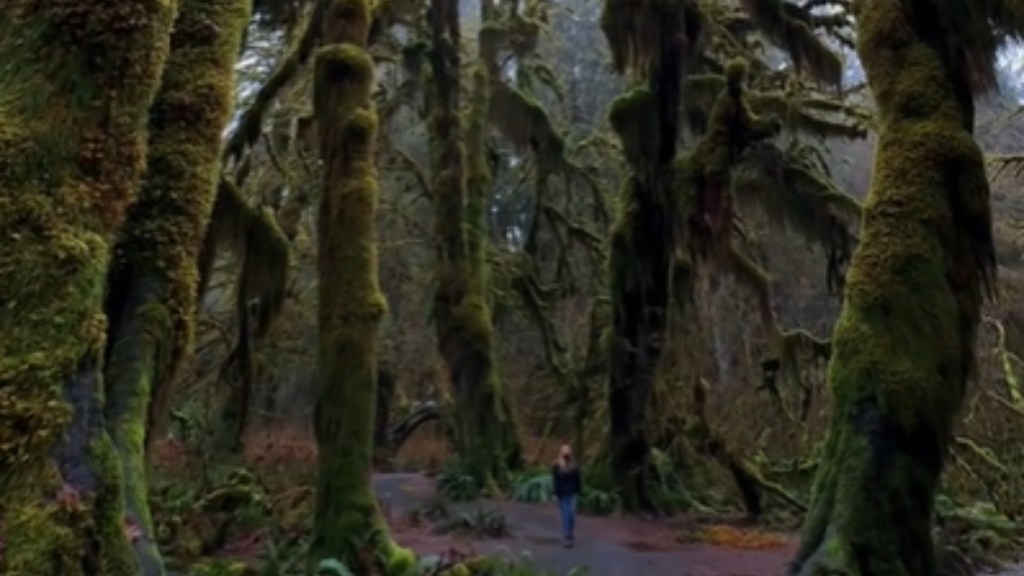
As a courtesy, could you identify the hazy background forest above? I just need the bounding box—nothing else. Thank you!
[7,0,1024,574]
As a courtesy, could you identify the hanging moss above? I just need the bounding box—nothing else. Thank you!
[735,0,843,85]
[789,1,1001,573]
[600,0,705,76]
[677,58,780,248]
[0,0,176,573]
[478,13,542,62]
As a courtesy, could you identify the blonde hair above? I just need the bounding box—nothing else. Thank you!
[556,444,575,469]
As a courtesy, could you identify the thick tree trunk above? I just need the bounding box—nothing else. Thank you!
[427,0,521,489]
[374,368,396,450]
[307,1,413,572]
[101,2,250,572]
[104,277,171,575]
[607,183,673,511]
[0,2,176,573]
[789,2,994,574]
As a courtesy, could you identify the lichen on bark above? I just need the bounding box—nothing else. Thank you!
[307,0,414,572]
[101,0,250,572]
[788,1,999,573]
[0,0,176,573]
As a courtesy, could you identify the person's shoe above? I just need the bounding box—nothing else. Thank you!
[564,537,574,549]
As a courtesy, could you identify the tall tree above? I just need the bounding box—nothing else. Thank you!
[308,0,413,571]
[599,0,704,511]
[599,0,856,512]
[102,0,251,572]
[790,1,1024,573]
[427,0,521,488]
[0,1,176,573]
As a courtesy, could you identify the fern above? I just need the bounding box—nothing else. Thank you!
[316,558,356,576]
[509,472,553,504]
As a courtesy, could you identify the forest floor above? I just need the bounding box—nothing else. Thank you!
[375,473,797,576]
[156,427,1023,575]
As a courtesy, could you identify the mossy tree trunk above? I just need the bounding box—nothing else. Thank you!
[307,0,413,572]
[789,2,995,574]
[426,0,521,490]
[101,0,250,572]
[0,1,176,574]
[601,1,695,512]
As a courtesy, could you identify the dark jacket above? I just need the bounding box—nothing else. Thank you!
[552,463,581,499]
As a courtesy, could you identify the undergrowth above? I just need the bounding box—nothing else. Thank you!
[507,468,618,516]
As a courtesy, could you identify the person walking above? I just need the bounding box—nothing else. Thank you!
[552,444,582,548]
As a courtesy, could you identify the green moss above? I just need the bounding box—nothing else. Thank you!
[100,1,250,571]
[600,0,704,76]
[423,0,521,488]
[790,1,997,573]
[0,0,176,571]
[478,14,542,61]
[309,0,411,571]
[313,44,375,121]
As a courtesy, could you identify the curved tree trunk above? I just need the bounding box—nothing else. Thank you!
[789,2,994,574]
[307,1,412,572]
[102,0,250,572]
[427,0,521,490]
[0,2,176,573]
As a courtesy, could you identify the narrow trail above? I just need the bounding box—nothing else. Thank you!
[374,474,797,576]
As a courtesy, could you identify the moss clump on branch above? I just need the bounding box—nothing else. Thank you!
[0,0,177,572]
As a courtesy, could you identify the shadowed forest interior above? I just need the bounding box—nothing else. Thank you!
[8,0,1024,575]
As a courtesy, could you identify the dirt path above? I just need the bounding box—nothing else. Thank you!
[374,474,797,576]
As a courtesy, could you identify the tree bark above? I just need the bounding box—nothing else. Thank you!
[0,1,176,573]
[307,0,414,572]
[427,0,521,490]
[101,1,250,572]
[789,2,994,574]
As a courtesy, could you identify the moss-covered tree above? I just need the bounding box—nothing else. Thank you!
[0,1,176,573]
[789,1,1024,573]
[101,0,250,571]
[307,0,414,571]
[599,0,705,511]
[426,0,521,488]
[599,0,860,512]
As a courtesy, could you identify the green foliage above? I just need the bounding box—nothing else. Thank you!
[934,495,1023,574]
[508,470,553,503]
[149,467,272,569]
[190,559,254,576]
[432,508,510,539]
[306,552,584,576]
[436,461,482,502]
[315,558,356,576]
[577,488,618,517]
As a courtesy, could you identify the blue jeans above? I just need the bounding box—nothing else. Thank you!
[557,495,576,540]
